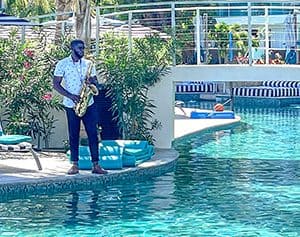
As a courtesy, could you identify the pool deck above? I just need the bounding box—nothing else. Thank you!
[0,107,240,197]
[174,107,241,138]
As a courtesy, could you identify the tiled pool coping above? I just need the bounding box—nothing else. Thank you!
[0,148,178,199]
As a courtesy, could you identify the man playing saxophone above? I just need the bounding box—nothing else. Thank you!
[53,39,107,175]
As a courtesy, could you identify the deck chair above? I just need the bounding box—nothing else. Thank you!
[0,123,42,170]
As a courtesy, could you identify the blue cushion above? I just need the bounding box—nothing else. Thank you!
[208,111,235,119]
[78,156,93,170]
[123,147,148,156]
[190,111,210,119]
[0,135,32,145]
[100,145,122,155]
[100,155,123,169]
[99,145,123,169]
[123,153,152,167]
[67,141,155,169]
[67,145,123,170]
[101,140,148,149]
[100,140,122,147]
[66,146,92,170]
[123,140,148,149]
[122,145,154,167]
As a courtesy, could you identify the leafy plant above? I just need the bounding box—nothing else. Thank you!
[208,22,259,64]
[0,30,69,148]
[97,33,172,143]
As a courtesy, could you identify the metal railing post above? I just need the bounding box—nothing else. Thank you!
[61,22,65,36]
[95,6,100,57]
[196,8,201,65]
[128,11,132,56]
[21,26,25,44]
[265,7,270,64]
[171,3,176,66]
[203,13,208,63]
[247,2,253,65]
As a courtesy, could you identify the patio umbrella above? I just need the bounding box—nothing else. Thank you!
[228,31,234,62]
[0,13,38,26]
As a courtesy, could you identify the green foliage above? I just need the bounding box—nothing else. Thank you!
[97,33,172,143]
[0,31,69,148]
[5,0,55,18]
[209,22,230,62]
[208,22,259,63]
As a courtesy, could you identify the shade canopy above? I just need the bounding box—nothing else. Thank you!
[0,13,38,26]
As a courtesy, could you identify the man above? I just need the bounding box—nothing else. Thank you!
[53,39,107,175]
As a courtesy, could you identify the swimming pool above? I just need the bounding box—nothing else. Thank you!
[0,103,299,236]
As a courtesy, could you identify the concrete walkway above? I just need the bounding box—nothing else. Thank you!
[174,107,241,138]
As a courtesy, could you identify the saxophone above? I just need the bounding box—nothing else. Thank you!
[74,61,99,117]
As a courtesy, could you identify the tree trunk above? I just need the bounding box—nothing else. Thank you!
[75,0,91,52]
[55,0,73,43]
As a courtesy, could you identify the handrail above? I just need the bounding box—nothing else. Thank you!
[5,1,300,66]
[99,1,300,10]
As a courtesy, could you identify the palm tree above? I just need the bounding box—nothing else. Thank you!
[74,0,92,49]
[54,0,91,49]
[54,0,73,42]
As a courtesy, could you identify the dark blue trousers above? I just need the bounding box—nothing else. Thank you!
[65,103,99,163]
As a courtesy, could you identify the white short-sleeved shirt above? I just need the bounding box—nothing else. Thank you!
[54,55,97,108]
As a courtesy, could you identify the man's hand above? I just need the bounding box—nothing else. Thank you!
[88,76,98,86]
[69,94,80,104]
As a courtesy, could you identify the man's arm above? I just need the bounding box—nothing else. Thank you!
[53,76,80,104]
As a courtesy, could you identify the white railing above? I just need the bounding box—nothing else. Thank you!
[95,2,300,66]
[10,1,300,66]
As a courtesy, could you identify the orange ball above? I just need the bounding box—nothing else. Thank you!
[214,103,224,112]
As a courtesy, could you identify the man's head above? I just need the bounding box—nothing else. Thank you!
[70,39,85,60]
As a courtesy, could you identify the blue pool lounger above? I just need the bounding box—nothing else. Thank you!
[66,140,155,170]
[122,144,154,167]
[190,111,210,119]
[190,111,235,119]
[209,111,235,119]
[0,123,42,170]
[101,140,154,167]
[66,145,123,170]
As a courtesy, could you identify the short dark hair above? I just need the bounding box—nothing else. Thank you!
[70,39,85,49]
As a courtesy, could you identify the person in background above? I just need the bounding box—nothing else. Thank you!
[285,47,297,64]
[53,39,107,175]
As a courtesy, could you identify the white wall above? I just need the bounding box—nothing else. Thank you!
[49,110,68,148]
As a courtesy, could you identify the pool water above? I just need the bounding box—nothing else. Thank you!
[0,104,300,236]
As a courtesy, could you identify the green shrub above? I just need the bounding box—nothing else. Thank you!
[0,31,69,148]
[98,33,172,143]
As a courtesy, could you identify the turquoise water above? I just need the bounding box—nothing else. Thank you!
[0,104,300,236]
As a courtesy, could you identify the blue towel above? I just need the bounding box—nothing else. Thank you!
[0,135,32,144]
